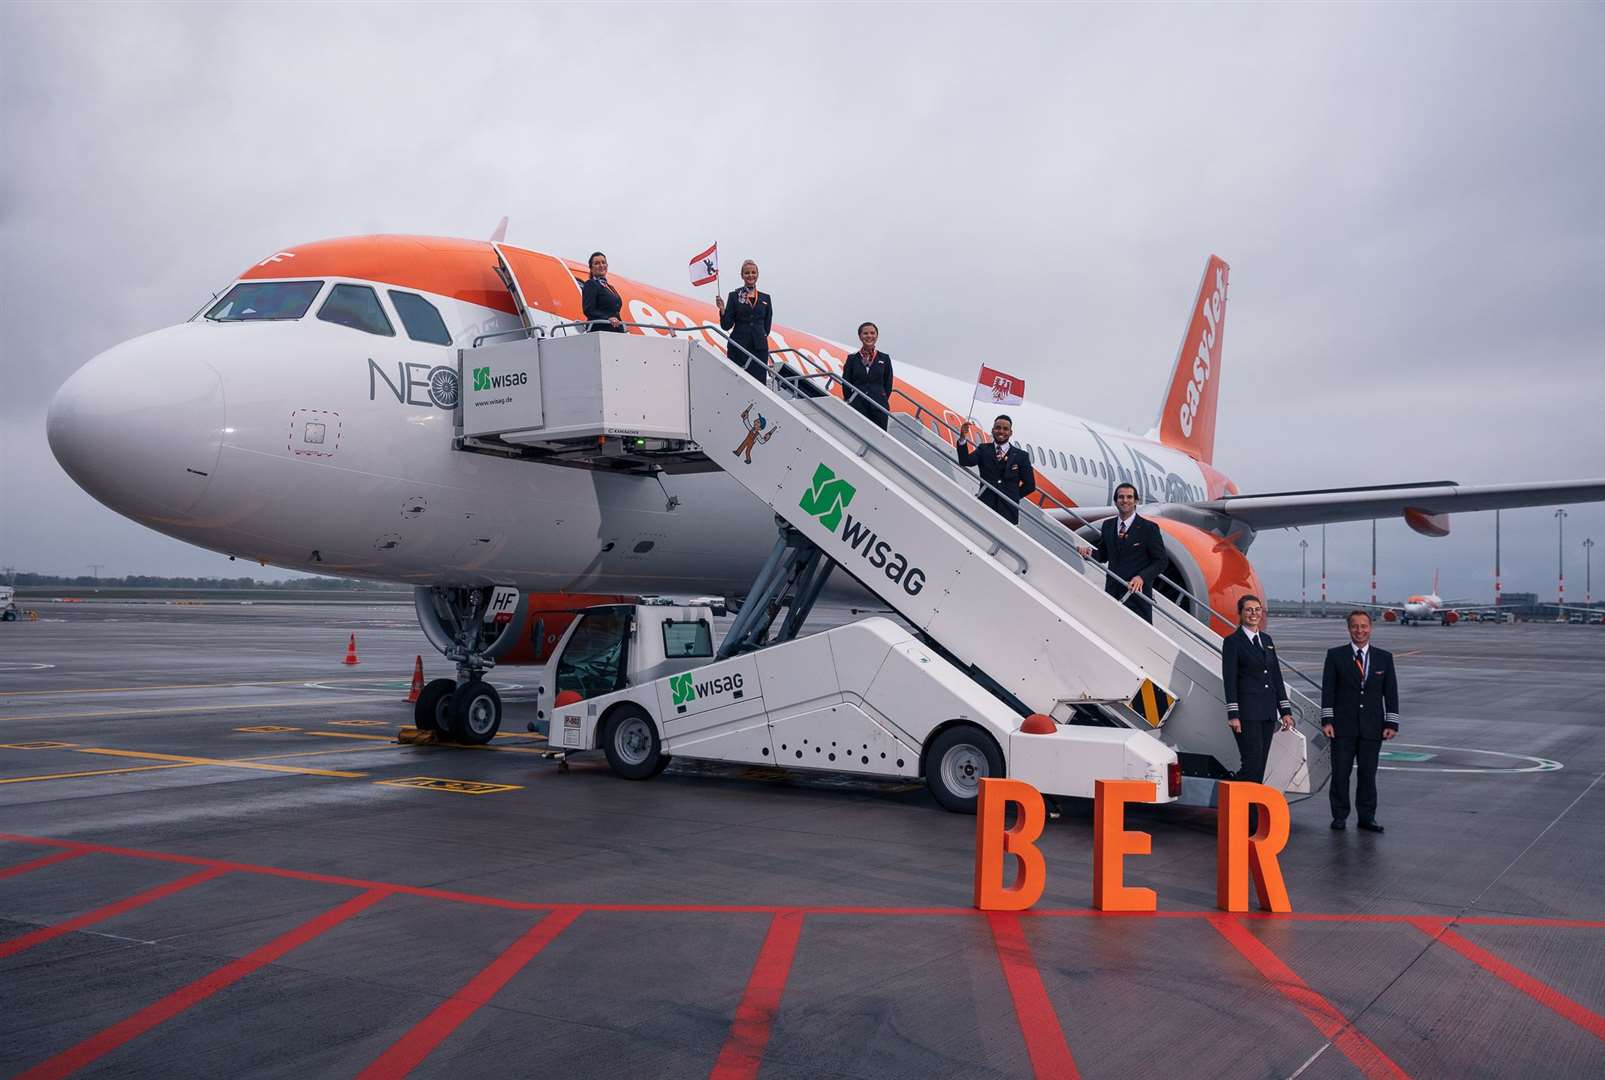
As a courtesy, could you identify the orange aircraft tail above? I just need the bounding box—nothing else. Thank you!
[1155,255,1230,465]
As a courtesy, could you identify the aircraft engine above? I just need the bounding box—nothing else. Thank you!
[1149,518,1262,636]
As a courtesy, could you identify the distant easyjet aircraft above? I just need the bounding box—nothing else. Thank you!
[47,231,1605,666]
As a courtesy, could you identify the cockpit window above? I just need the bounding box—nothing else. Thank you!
[388,290,452,345]
[205,281,323,321]
[317,284,395,337]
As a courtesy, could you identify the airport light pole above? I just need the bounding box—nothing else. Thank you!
[87,563,103,583]
[1585,537,1595,607]
[1300,539,1309,615]
[1494,510,1502,608]
[1555,508,1567,613]
[1370,519,1378,606]
[1320,525,1327,608]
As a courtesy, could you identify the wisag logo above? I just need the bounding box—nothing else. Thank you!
[472,366,528,392]
[799,463,926,595]
[799,463,856,530]
[671,669,744,714]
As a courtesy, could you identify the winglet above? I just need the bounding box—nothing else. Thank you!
[1155,256,1230,465]
[489,217,509,243]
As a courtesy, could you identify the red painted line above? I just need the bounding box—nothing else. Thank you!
[988,912,1079,1080]
[0,867,225,961]
[0,848,88,880]
[1409,918,1605,1042]
[16,887,390,1080]
[710,910,805,1080]
[3,833,1605,930]
[356,906,581,1080]
[1210,914,1410,1080]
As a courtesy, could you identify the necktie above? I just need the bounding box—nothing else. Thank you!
[996,445,1006,462]
[1355,650,1366,680]
[1119,520,1128,539]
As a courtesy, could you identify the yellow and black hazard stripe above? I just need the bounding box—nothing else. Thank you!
[1129,679,1176,728]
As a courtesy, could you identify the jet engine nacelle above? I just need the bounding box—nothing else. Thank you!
[1443,610,1460,625]
[1149,518,1264,636]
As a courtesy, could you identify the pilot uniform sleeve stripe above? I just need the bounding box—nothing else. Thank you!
[1321,707,1334,719]
[1278,700,1293,710]
[1384,712,1401,722]
[1226,702,1240,717]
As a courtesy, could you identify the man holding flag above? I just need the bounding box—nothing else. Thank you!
[957,411,1035,526]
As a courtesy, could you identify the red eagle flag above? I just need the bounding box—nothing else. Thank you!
[975,364,1026,406]
[688,243,719,287]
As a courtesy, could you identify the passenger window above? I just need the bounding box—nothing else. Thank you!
[1070,456,1079,474]
[388,290,452,345]
[205,281,323,321]
[662,619,713,658]
[317,284,394,337]
[554,608,632,699]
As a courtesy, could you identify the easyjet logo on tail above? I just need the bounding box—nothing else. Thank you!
[1157,255,1230,465]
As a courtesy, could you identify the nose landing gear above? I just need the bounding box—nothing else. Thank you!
[412,585,524,744]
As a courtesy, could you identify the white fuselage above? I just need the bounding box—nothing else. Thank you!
[48,282,1213,596]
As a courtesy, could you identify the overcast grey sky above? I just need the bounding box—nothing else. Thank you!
[2,2,1602,601]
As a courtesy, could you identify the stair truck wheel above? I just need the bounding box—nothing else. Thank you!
[924,723,1005,814]
[450,680,502,744]
[414,678,457,732]
[602,704,669,781]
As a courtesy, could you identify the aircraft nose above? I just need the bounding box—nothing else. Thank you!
[47,329,227,520]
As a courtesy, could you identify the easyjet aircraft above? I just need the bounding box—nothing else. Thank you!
[47,232,1605,684]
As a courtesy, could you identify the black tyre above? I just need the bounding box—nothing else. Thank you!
[2,610,16,622]
[414,678,456,732]
[601,705,667,780]
[450,681,502,744]
[923,723,1005,814]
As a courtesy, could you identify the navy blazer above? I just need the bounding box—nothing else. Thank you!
[1087,514,1167,595]
[957,439,1035,514]
[719,289,772,365]
[1222,627,1294,725]
[843,350,894,413]
[1321,645,1401,740]
[581,276,623,330]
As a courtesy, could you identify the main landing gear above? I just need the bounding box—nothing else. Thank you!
[411,585,527,744]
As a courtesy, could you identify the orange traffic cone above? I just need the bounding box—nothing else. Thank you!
[343,634,360,666]
[405,656,424,702]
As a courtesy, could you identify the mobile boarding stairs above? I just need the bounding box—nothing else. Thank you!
[454,325,1331,809]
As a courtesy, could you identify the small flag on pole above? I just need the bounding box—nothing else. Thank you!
[975,364,1026,406]
[689,243,719,287]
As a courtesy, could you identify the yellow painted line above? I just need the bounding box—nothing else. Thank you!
[0,697,376,723]
[0,676,389,698]
[0,763,194,785]
[306,731,551,753]
[75,747,367,779]
[235,743,407,761]
[0,741,80,750]
[377,776,521,795]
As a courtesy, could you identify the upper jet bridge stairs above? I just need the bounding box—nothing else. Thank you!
[456,325,1326,802]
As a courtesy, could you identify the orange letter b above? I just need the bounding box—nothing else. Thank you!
[973,778,1047,911]
[1216,781,1292,912]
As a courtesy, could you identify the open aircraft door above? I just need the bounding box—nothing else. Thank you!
[491,242,581,331]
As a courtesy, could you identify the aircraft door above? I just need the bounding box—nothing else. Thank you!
[492,243,580,329]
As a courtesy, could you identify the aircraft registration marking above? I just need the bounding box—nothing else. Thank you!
[377,776,521,795]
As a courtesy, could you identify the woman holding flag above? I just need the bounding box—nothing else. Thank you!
[843,322,893,429]
[714,258,773,384]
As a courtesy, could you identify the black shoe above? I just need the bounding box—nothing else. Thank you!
[1330,820,1346,831]
[1358,820,1385,833]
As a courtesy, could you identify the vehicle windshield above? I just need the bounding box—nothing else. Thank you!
[205,281,323,321]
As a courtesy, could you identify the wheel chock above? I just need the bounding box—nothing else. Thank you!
[396,727,440,745]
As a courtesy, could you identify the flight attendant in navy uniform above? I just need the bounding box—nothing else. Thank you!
[715,259,772,383]
[1077,483,1169,622]
[956,414,1035,524]
[842,322,894,429]
[581,251,624,332]
[1321,610,1400,832]
[1221,594,1295,823]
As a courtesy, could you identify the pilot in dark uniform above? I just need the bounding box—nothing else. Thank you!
[1079,483,1168,622]
[1221,594,1295,819]
[1321,610,1399,832]
[956,414,1035,525]
[581,251,624,333]
[715,259,772,383]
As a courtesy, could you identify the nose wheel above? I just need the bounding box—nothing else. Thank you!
[413,677,502,744]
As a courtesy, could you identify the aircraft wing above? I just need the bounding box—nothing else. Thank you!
[1194,478,1605,531]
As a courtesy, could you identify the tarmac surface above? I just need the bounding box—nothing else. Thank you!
[2,600,1603,1079]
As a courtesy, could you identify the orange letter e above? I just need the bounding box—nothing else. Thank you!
[1093,779,1158,911]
